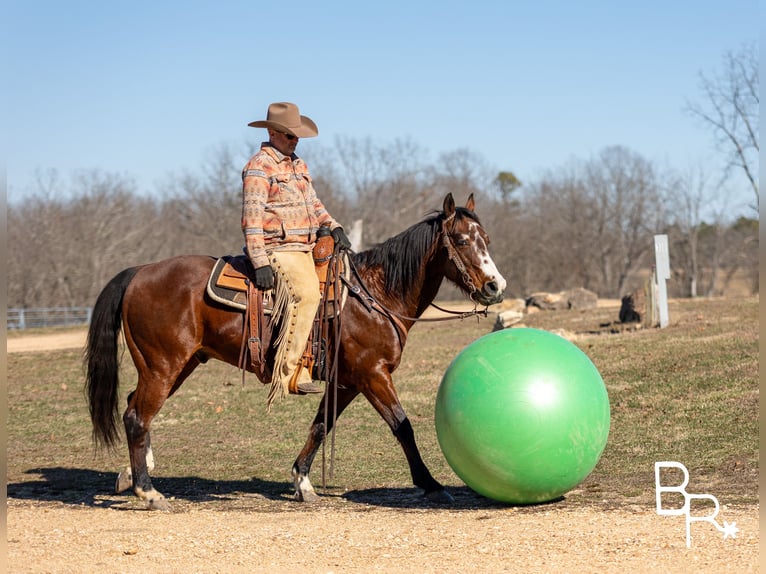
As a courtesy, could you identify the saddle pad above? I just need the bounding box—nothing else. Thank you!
[206,253,348,315]
[206,256,266,312]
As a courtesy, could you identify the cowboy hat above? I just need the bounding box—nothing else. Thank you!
[248,102,318,138]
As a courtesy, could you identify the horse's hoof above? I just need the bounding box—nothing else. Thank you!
[115,470,133,494]
[294,489,320,503]
[425,488,454,504]
[145,496,171,511]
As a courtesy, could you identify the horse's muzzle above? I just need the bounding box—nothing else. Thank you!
[472,280,504,306]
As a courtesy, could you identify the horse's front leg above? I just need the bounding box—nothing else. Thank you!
[365,380,454,504]
[292,386,359,502]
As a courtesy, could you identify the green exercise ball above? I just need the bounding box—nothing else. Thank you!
[435,328,610,504]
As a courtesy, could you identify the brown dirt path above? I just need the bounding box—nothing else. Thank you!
[7,500,759,573]
[7,330,87,353]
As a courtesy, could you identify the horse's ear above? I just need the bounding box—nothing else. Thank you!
[465,193,475,212]
[443,193,456,217]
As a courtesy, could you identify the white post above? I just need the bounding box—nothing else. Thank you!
[654,234,671,328]
[348,219,363,252]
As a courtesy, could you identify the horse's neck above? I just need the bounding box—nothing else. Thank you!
[390,258,445,319]
[412,267,444,317]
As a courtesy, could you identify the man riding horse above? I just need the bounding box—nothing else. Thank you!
[242,102,351,399]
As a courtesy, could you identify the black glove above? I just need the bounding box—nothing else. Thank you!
[331,227,351,250]
[253,265,274,290]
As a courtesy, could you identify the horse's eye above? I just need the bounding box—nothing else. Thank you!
[456,237,469,247]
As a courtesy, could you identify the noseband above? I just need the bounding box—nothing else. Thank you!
[442,212,479,298]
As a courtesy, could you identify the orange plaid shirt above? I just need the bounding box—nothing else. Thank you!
[241,144,339,269]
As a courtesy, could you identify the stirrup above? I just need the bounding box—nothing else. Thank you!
[288,367,323,395]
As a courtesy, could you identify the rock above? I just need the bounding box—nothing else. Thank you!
[493,298,526,313]
[525,288,598,312]
[563,288,598,310]
[493,309,524,331]
[525,292,563,311]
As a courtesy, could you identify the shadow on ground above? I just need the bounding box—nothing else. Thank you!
[8,467,564,513]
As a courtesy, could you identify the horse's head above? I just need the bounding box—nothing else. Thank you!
[441,193,506,306]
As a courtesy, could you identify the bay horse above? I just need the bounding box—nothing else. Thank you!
[85,193,506,510]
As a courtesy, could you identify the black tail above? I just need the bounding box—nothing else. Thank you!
[84,266,140,449]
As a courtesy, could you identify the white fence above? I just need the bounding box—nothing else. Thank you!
[8,307,93,330]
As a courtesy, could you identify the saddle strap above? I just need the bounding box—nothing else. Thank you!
[238,279,269,381]
[249,280,268,376]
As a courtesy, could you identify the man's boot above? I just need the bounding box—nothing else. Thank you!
[289,366,323,395]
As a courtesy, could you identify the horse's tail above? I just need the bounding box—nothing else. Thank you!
[85,266,140,450]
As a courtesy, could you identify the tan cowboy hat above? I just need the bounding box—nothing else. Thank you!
[248,102,318,138]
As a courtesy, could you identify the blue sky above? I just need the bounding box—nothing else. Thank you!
[6,1,759,213]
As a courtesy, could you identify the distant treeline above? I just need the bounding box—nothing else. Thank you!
[8,141,758,309]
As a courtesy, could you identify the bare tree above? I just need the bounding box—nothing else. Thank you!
[331,136,435,245]
[162,143,245,256]
[9,133,757,313]
[7,169,161,307]
[686,42,759,211]
[585,146,666,296]
[514,147,666,298]
[664,164,733,297]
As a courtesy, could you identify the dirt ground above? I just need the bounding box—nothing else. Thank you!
[6,498,760,573]
[6,330,760,573]
[6,330,88,354]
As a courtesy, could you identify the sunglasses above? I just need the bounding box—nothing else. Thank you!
[275,130,298,141]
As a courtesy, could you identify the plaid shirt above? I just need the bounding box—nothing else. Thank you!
[241,143,339,269]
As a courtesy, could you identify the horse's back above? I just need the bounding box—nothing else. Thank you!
[131,254,217,286]
[123,254,245,363]
[123,254,220,334]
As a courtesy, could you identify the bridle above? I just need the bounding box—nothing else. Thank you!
[342,211,489,348]
[441,211,479,299]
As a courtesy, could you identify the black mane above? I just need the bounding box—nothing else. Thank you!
[353,207,478,295]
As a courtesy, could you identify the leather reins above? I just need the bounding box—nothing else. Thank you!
[318,214,490,489]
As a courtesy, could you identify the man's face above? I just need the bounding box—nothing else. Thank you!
[269,129,299,156]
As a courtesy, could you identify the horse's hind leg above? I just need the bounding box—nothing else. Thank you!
[123,388,170,510]
[115,391,155,494]
[123,360,199,510]
[115,431,156,493]
[292,386,359,502]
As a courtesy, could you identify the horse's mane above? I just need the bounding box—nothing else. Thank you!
[353,206,478,296]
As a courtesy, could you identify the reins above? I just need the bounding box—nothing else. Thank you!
[318,244,343,490]
[318,211,489,489]
[343,212,490,333]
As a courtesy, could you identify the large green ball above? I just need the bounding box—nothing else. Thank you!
[435,328,610,504]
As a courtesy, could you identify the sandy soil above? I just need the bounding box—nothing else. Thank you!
[6,499,759,573]
[7,328,759,573]
[7,330,87,354]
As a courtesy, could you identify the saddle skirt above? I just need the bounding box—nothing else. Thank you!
[205,252,349,317]
[207,255,266,311]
